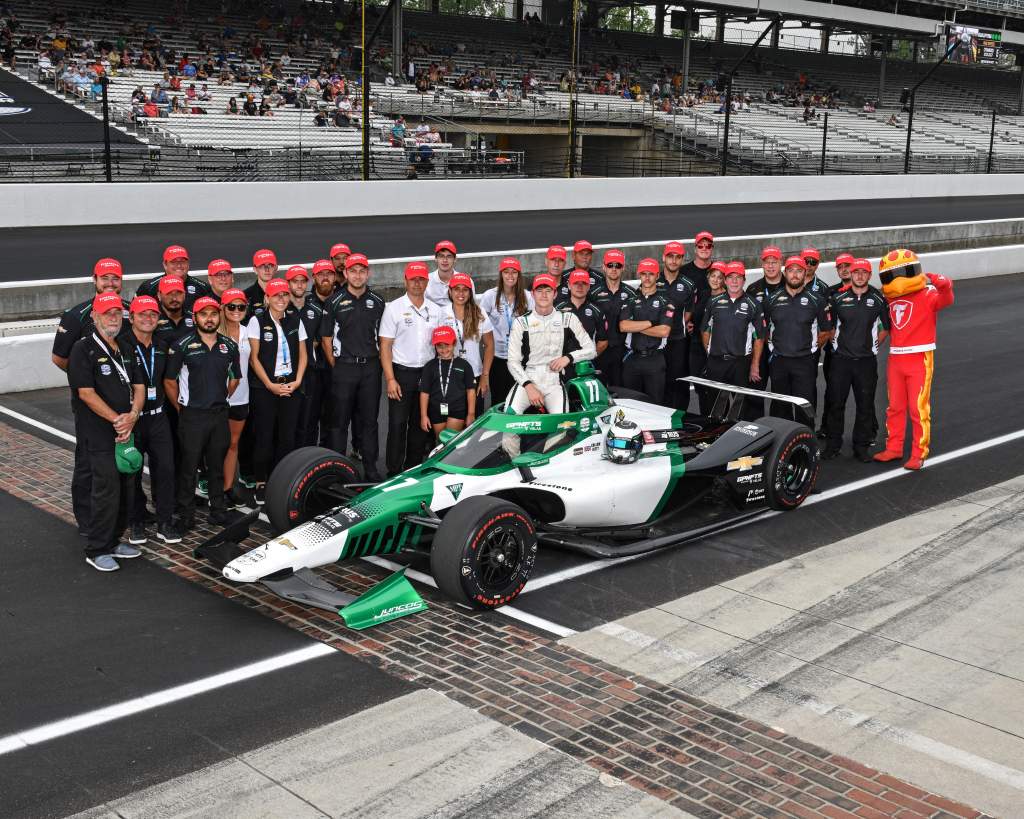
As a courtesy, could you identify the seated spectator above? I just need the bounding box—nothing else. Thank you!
[170,95,183,114]
[226,96,239,114]
[185,83,197,101]
[863,100,877,113]
[314,110,327,127]
[150,83,168,106]
[258,97,273,116]
[242,93,257,115]
[198,83,211,102]
[887,112,901,126]
[218,64,233,85]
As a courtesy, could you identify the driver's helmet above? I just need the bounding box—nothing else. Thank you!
[605,410,643,465]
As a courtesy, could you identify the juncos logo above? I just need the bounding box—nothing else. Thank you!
[0,90,31,116]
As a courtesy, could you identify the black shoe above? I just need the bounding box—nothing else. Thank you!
[174,513,195,534]
[853,448,874,463]
[254,484,266,506]
[209,508,231,527]
[128,522,148,545]
[157,521,183,544]
[349,448,362,461]
[816,428,828,439]
[364,469,383,484]
[225,488,249,510]
[821,446,841,460]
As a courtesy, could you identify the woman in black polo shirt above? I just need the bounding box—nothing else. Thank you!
[246,279,307,503]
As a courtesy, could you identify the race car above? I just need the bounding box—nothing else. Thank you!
[210,363,819,615]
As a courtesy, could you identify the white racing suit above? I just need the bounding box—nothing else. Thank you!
[505,309,596,414]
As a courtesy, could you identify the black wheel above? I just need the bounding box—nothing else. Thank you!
[264,446,363,534]
[756,417,820,510]
[430,496,538,609]
[609,387,654,404]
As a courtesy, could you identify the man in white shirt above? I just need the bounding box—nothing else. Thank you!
[380,262,439,476]
[425,239,474,306]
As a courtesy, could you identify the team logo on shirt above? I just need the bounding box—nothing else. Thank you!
[891,300,913,330]
[800,297,809,306]
[263,331,273,341]
[307,310,315,319]
[99,364,112,375]
[218,343,229,353]
[185,317,194,327]
[866,298,876,306]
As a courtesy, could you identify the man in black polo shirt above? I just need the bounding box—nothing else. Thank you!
[823,258,890,462]
[321,253,386,483]
[590,249,636,388]
[556,269,608,357]
[659,241,697,411]
[764,256,833,421]
[164,297,240,531]
[243,248,280,319]
[52,257,131,536]
[701,261,765,394]
[620,258,674,403]
[329,243,351,283]
[135,245,211,310]
[153,276,196,347]
[680,231,714,299]
[286,264,328,447]
[562,240,606,289]
[67,292,146,572]
[745,245,785,400]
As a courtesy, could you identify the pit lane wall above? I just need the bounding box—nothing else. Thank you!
[3,241,1021,394]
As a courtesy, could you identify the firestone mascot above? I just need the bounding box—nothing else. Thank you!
[873,249,954,470]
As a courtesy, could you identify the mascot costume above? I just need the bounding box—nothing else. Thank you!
[873,249,954,470]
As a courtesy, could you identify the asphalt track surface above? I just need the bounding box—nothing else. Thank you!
[5,194,1024,280]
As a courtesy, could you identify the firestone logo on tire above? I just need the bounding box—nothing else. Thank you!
[0,90,31,117]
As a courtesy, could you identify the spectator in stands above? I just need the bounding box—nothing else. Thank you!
[150,83,168,106]
[198,83,211,102]
[335,95,352,126]
[242,93,257,115]
[863,100,877,114]
[888,112,901,127]
[390,116,406,145]
[226,96,239,114]
[258,97,273,116]
[170,95,182,114]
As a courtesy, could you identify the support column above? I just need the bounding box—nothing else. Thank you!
[682,9,692,94]
[431,0,439,13]
[1017,62,1024,115]
[820,26,830,54]
[771,21,780,49]
[392,0,403,78]
[878,40,887,106]
[655,3,665,36]
[515,0,524,21]
[716,12,726,43]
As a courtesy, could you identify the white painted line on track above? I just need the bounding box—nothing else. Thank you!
[0,643,335,757]
[0,403,77,443]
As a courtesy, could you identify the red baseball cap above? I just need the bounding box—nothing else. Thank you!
[312,259,334,275]
[784,256,808,271]
[760,246,782,260]
[568,269,590,285]
[801,247,821,262]
[637,258,660,275]
[710,261,728,273]
[573,240,593,253]
[546,245,566,261]
[725,261,746,278]
[663,241,686,258]
[207,259,232,276]
[448,272,473,290]
[434,240,457,256]
[220,288,248,305]
[499,257,521,272]
[130,295,159,314]
[158,276,185,294]
[346,253,370,270]
[265,279,290,297]
[532,273,558,290]
[253,248,277,267]
[192,296,221,314]
[163,245,189,263]
[695,231,714,245]
[404,261,428,280]
[850,258,872,273]
[329,243,351,258]
[286,265,309,281]
[93,258,123,278]
[432,326,457,346]
[835,253,855,266]
[604,249,625,265]
[92,292,123,314]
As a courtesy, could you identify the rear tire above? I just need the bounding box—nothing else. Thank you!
[265,447,363,534]
[756,417,819,510]
[431,496,538,609]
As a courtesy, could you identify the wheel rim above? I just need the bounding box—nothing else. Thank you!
[476,524,524,592]
[783,446,813,494]
[302,470,355,519]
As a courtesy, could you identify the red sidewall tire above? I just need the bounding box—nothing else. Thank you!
[265,447,362,534]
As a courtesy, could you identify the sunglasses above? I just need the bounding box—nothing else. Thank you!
[224,303,246,311]
[804,258,819,266]
[696,242,713,250]
[605,263,623,269]
[879,263,921,285]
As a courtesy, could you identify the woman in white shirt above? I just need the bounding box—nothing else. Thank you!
[478,257,533,405]
[219,288,251,508]
[440,272,493,415]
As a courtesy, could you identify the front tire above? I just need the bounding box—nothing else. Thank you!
[264,447,363,534]
[756,417,819,510]
[430,496,538,609]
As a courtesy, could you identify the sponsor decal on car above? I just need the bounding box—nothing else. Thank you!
[745,487,766,503]
[374,600,426,620]
[736,472,762,484]
[734,423,761,437]
[557,420,576,429]
[506,420,543,431]
[447,483,464,500]
[278,537,298,550]
[727,455,764,471]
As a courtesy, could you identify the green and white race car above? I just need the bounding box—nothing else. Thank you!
[213,364,819,613]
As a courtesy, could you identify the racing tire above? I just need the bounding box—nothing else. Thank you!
[756,417,820,511]
[431,496,538,609]
[264,446,363,534]
[608,387,655,404]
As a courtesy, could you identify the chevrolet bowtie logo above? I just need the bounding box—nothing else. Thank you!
[727,456,764,472]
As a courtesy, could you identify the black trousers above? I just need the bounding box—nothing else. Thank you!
[71,407,92,533]
[250,386,303,482]
[597,344,626,388]
[689,338,713,415]
[298,366,331,448]
[825,355,878,451]
[769,354,818,421]
[176,406,229,518]
[489,357,514,407]
[331,359,382,469]
[79,430,129,557]
[128,411,175,526]
[664,336,690,411]
[623,351,666,404]
[705,354,761,421]
[387,364,429,477]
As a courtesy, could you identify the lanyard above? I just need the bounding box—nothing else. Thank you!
[135,342,155,386]
[501,294,515,336]
[410,300,430,323]
[452,315,465,355]
[93,333,131,396]
[438,359,453,399]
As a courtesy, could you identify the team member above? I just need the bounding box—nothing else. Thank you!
[822,259,889,462]
[620,258,674,403]
[153,276,196,347]
[556,269,608,357]
[690,261,727,414]
[164,297,239,530]
[247,278,307,500]
[125,296,179,545]
[380,262,439,476]
[680,231,715,296]
[243,248,280,318]
[136,245,211,308]
[206,258,236,300]
[329,242,351,284]
[306,258,340,447]
[68,292,145,571]
[479,257,534,403]
[52,257,130,535]
[832,253,854,293]
[700,262,765,401]
[660,241,697,410]
[819,252,855,439]
[764,256,833,420]
[590,249,636,388]
[426,240,471,306]
[320,253,385,482]
[285,265,327,447]
[563,240,605,288]
[219,288,252,507]
[439,272,493,414]
[545,245,567,280]
[873,249,954,470]
[419,326,476,438]
[746,246,785,392]
[800,247,831,298]
[506,273,595,413]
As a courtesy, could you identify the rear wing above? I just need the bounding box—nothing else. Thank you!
[681,376,815,428]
